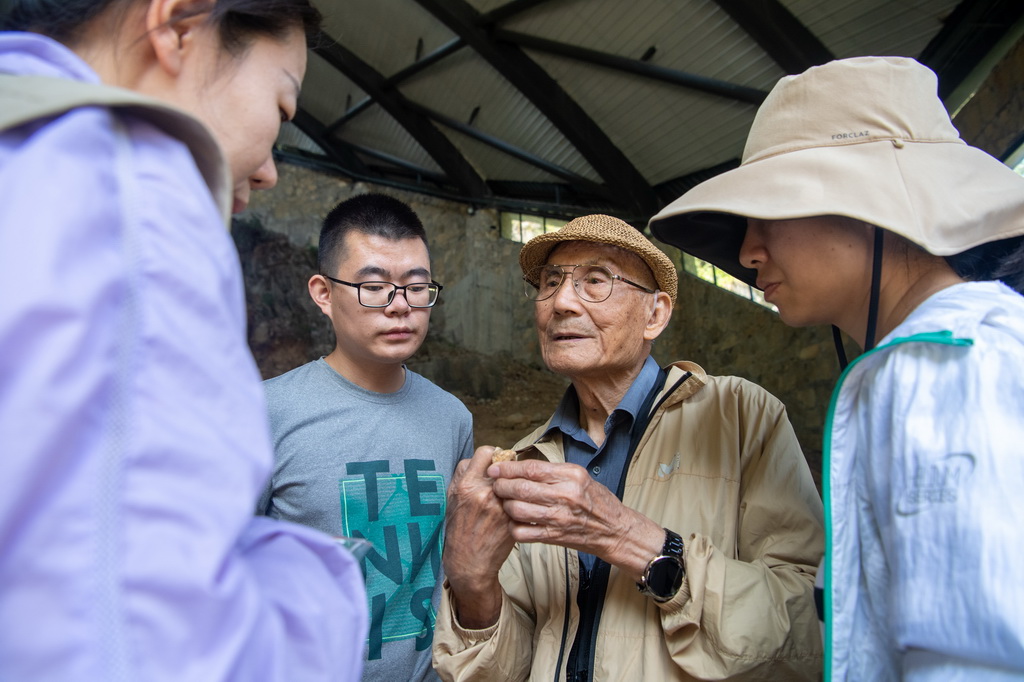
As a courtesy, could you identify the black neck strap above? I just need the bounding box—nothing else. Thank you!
[831,226,885,371]
[832,325,849,371]
[614,368,691,499]
[864,226,885,352]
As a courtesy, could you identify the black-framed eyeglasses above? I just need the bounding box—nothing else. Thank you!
[323,275,443,308]
[523,264,656,303]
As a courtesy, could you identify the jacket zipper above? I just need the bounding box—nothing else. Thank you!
[554,548,572,682]
[821,330,972,681]
[566,560,609,682]
[562,370,691,682]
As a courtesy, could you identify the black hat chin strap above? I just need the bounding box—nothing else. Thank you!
[832,227,884,371]
[864,227,885,352]
[831,325,849,370]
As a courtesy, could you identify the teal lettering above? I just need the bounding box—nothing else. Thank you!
[347,460,390,521]
[405,459,440,516]
[411,585,435,651]
[408,521,441,580]
[368,592,386,660]
[364,524,403,585]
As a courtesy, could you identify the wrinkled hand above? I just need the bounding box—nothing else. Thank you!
[443,446,516,628]
[488,458,663,580]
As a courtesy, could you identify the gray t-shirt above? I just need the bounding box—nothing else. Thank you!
[258,358,473,682]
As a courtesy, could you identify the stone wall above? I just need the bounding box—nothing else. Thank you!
[235,163,849,478]
[953,34,1024,160]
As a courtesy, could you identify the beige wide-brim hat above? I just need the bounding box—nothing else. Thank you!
[648,56,1024,287]
[519,214,678,304]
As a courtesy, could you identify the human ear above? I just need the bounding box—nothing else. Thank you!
[308,274,333,317]
[145,0,211,77]
[643,290,673,342]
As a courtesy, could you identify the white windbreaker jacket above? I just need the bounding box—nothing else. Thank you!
[823,281,1024,680]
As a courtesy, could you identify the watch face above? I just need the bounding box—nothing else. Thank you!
[647,556,684,599]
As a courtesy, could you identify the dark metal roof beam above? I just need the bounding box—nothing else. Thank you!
[385,37,467,86]
[291,109,371,175]
[495,29,767,104]
[404,100,607,193]
[325,98,374,135]
[344,141,450,184]
[324,38,467,135]
[312,31,491,199]
[412,0,659,218]
[477,0,555,26]
[711,0,833,74]
[653,157,740,205]
[275,148,609,219]
[918,0,1024,101]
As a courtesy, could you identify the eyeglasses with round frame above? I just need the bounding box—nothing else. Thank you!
[323,275,443,308]
[523,264,656,303]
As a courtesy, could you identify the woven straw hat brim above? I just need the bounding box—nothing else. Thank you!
[519,215,678,303]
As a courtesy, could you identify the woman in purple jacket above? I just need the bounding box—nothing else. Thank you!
[0,2,368,680]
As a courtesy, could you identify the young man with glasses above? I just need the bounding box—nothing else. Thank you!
[433,214,824,681]
[257,193,473,682]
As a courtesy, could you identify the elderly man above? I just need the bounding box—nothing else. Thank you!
[433,214,824,681]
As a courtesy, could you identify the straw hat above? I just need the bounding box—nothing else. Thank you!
[648,56,1024,287]
[519,214,678,303]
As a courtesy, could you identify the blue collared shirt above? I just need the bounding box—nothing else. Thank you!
[544,355,662,570]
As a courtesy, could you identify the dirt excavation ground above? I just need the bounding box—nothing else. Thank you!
[447,359,568,451]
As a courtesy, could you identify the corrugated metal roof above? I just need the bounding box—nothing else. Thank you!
[398,47,601,180]
[321,0,457,78]
[787,0,961,58]
[277,122,324,155]
[299,52,362,124]
[337,107,444,174]
[284,0,1023,219]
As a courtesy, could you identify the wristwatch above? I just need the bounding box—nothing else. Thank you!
[636,529,685,602]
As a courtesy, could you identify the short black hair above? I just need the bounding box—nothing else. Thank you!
[318,194,428,276]
[0,0,322,53]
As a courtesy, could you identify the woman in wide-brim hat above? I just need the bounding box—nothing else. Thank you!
[649,56,1024,681]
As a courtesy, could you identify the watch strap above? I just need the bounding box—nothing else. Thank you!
[660,528,684,559]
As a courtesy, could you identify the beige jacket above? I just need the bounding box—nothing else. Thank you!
[433,362,824,681]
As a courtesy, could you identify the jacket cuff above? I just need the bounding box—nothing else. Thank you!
[442,579,501,643]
